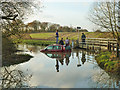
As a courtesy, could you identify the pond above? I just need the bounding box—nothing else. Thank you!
[0,44,120,88]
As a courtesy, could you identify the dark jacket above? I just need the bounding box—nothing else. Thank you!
[81,34,86,39]
[59,40,64,45]
[81,34,86,43]
[56,32,59,37]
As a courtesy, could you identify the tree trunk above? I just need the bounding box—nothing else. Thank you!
[117,38,120,58]
[117,38,120,45]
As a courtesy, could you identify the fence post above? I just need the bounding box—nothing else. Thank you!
[92,42,94,50]
[76,39,79,48]
[113,43,115,51]
[116,43,119,58]
[87,43,89,50]
[107,42,110,51]
[99,40,101,50]
[109,43,111,51]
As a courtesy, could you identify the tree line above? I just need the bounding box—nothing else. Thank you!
[8,20,88,33]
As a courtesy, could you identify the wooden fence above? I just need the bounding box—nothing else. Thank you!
[73,38,119,57]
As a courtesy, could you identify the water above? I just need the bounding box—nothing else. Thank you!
[0,44,120,88]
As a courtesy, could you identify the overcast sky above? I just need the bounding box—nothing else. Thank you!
[24,0,99,31]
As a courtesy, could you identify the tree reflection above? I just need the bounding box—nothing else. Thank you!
[27,45,39,53]
[85,52,120,88]
[0,66,32,88]
[91,67,120,88]
[18,44,42,54]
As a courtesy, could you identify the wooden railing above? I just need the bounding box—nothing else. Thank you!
[86,38,117,51]
[74,38,119,57]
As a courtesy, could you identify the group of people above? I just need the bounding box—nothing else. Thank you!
[56,30,70,46]
[59,37,69,46]
[56,30,86,46]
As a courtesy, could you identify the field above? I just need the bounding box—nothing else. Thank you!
[22,39,56,46]
[21,32,114,45]
[29,32,113,40]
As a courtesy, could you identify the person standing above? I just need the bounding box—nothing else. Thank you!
[56,30,59,44]
[81,33,86,44]
[65,37,69,46]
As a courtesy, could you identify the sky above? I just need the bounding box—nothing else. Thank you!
[24,0,97,31]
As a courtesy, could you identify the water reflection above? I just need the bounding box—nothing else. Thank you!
[17,44,43,54]
[72,49,88,67]
[44,52,71,72]
[43,50,95,72]
[92,69,120,88]
[5,44,119,88]
[0,66,32,88]
[75,50,81,67]
[81,51,86,64]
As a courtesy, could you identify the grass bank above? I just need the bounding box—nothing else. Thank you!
[96,51,120,74]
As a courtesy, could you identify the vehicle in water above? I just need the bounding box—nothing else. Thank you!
[40,44,71,52]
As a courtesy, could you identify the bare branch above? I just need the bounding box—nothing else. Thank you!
[1,14,18,20]
[88,1,120,40]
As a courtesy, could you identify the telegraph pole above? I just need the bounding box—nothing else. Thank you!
[77,27,81,42]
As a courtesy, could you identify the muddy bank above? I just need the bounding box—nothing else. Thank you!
[2,54,33,66]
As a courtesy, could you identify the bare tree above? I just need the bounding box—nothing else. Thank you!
[0,0,42,65]
[0,0,42,38]
[89,0,120,43]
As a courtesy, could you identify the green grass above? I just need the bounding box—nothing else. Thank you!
[29,32,85,41]
[30,32,76,40]
[30,33,55,39]
[29,32,114,40]
[22,39,55,46]
[96,51,120,72]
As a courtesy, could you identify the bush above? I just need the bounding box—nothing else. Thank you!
[95,30,102,32]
